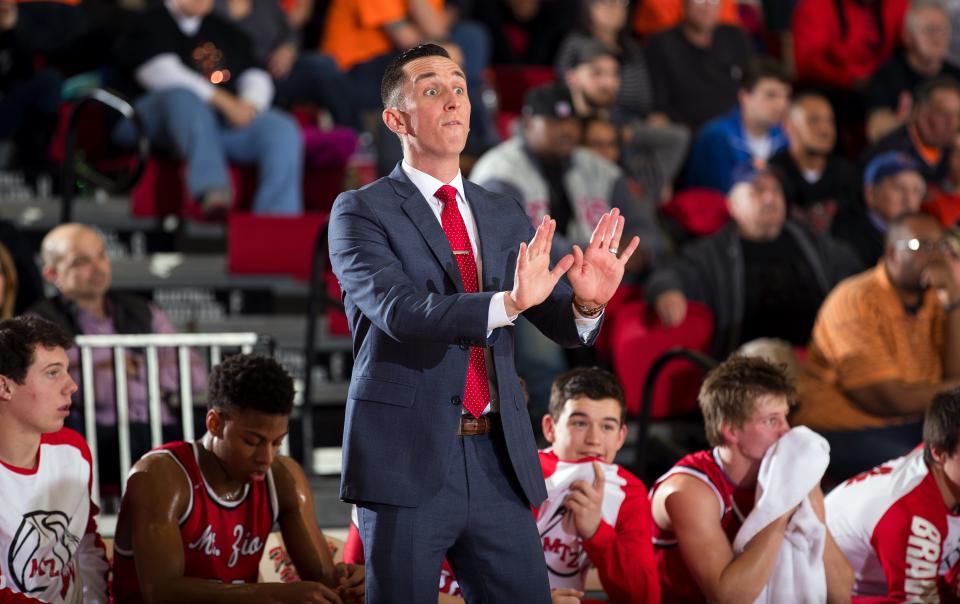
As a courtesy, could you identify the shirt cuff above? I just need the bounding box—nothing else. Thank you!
[487,292,517,336]
[583,519,616,553]
[573,303,602,342]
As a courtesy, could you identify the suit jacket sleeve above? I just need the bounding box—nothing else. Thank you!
[329,188,497,346]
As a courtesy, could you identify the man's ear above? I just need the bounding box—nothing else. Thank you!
[206,408,224,438]
[542,414,557,444]
[382,107,407,136]
[615,423,628,452]
[720,422,738,448]
[41,264,58,286]
[931,446,949,466]
[0,374,15,402]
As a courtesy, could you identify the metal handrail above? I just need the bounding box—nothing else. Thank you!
[634,348,717,473]
[74,332,262,504]
[61,88,149,223]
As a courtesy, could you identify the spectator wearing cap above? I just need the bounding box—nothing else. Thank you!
[555,0,658,122]
[646,165,862,359]
[470,82,661,417]
[832,151,926,266]
[865,75,960,184]
[683,57,791,194]
[865,0,960,143]
[769,92,860,233]
[794,212,960,480]
[561,38,689,209]
[645,0,754,132]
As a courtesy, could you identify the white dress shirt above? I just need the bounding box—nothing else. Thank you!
[400,161,602,413]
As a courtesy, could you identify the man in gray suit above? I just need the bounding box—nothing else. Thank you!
[328,44,639,602]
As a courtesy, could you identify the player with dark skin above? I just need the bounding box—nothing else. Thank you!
[113,355,363,604]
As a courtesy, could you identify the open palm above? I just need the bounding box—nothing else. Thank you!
[568,208,640,307]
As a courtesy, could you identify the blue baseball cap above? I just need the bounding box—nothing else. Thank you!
[863,151,921,187]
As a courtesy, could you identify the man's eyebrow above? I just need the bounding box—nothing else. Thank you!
[412,70,467,84]
[243,430,289,440]
[42,362,65,371]
[412,72,438,84]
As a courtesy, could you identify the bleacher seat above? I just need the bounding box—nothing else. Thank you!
[611,299,714,418]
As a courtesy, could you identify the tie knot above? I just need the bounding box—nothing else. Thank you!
[435,184,457,206]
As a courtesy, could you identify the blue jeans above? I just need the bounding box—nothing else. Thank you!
[275,52,358,129]
[114,88,303,215]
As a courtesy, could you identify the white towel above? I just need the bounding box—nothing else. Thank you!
[732,426,830,604]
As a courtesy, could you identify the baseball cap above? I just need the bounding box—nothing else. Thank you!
[566,38,617,69]
[863,151,921,187]
[522,83,575,120]
[728,161,783,194]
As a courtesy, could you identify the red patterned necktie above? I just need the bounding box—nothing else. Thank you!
[435,184,490,418]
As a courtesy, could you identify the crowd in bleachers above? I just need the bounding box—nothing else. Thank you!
[5,0,960,601]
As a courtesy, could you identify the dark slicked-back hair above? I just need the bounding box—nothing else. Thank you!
[208,354,294,416]
[699,355,796,447]
[548,367,626,424]
[739,56,790,92]
[0,316,73,384]
[381,43,451,109]
[924,388,960,464]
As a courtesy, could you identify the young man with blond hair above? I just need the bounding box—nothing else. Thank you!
[649,355,852,603]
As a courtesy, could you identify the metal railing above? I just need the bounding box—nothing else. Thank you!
[74,332,270,505]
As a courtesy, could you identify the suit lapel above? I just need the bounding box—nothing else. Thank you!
[390,165,465,292]
[464,180,507,293]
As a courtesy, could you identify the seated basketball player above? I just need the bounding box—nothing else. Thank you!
[648,355,852,603]
[0,316,109,604]
[112,354,363,604]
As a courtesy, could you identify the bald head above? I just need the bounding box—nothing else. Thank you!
[41,224,111,304]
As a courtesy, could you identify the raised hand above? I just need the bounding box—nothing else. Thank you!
[563,461,606,540]
[567,208,640,308]
[505,215,574,315]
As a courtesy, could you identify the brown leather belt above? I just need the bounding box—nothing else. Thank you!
[458,414,497,436]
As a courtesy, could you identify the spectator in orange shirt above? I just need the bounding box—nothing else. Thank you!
[924,131,960,227]
[794,212,960,480]
[632,0,739,39]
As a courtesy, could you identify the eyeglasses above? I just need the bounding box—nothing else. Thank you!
[891,238,955,254]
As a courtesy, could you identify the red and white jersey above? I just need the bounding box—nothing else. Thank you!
[650,448,757,604]
[112,441,278,603]
[0,428,108,604]
[826,447,960,602]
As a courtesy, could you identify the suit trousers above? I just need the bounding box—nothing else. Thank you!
[357,422,551,603]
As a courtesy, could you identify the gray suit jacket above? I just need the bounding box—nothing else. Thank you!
[328,164,596,508]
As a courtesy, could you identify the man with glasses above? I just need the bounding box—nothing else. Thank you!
[794,212,960,480]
